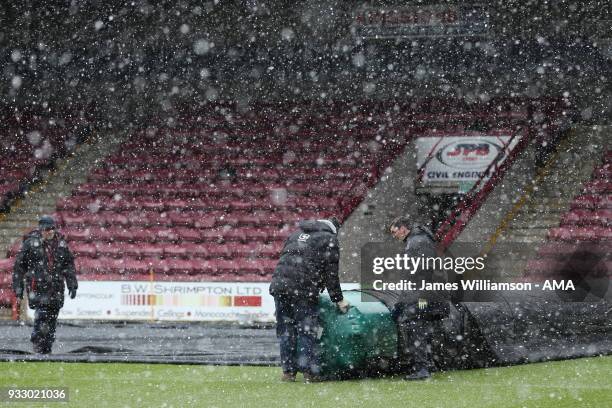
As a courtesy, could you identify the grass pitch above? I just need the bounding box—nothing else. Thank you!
[1,356,611,408]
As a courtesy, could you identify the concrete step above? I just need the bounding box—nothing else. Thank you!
[520,203,570,212]
[0,229,30,241]
[505,229,549,238]
[510,220,560,229]
[507,236,551,244]
[10,208,57,217]
[0,239,16,247]
[0,221,36,229]
[0,241,15,250]
[534,192,586,200]
[13,199,58,208]
[512,210,557,220]
[515,210,567,221]
[7,212,54,221]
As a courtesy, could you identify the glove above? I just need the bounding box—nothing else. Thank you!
[69,288,77,299]
[14,289,23,300]
[417,298,428,310]
[336,299,350,314]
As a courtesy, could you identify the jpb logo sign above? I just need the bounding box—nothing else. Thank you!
[436,139,503,169]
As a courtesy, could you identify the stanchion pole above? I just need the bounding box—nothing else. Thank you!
[11,296,19,320]
[149,268,155,323]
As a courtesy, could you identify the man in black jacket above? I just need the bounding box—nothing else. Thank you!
[389,215,449,380]
[12,215,78,354]
[270,217,350,382]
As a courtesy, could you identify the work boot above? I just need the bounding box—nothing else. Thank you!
[281,372,296,382]
[303,372,323,383]
[33,343,51,355]
[404,367,431,381]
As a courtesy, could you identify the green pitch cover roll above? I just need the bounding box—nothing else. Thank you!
[317,291,399,379]
[314,289,612,380]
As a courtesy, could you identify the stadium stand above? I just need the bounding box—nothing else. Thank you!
[0,118,79,211]
[22,107,409,283]
[0,117,87,309]
[525,149,612,279]
[0,98,572,312]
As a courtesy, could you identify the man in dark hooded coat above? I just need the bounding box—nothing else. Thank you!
[12,215,78,354]
[389,215,449,380]
[270,217,350,382]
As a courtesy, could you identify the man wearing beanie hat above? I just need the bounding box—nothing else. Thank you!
[12,215,78,354]
[270,216,350,382]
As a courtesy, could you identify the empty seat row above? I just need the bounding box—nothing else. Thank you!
[75,257,277,276]
[72,272,270,282]
[560,209,612,227]
[592,163,612,180]
[0,255,275,283]
[70,241,283,260]
[1,169,33,181]
[547,227,612,242]
[101,155,379,171]
[525,259,611,278]
[582,181,612,195]
[115,141,384,157]
[62,226,291,244]
[88,166,377,183]
[57,196,341,212]
[72,181,358,199]
[536,242,611,260]
[57,210,324,229]
[0,183,20,196]
[570,195,612,210]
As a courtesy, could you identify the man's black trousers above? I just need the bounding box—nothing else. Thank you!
[31,306,61,354]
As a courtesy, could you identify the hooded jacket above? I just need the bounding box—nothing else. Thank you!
[269,220,343,302]
[12,229,78,309]
[399,223,450,306]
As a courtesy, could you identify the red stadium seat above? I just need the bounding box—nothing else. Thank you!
[164,244,188,259]
[166,259,196,275]
[0,258,13,274]
[131,227,156,243]
[216,260,239,274]
[561,209,612,227]
[7,241,22,258]
[224,228,248,242]
[168,212,195,227]
[583,181,612,195]
[174,227,201,242]
[65,228,92,242]
[72,243,97,258]
[200,228,224,243]
[76,257,105,275]
[548,227,611,242]
[122,259,151,274]
[139,244,164,258]
[571,195,612,210]
[183,243,209,258]
[592,164,612,180]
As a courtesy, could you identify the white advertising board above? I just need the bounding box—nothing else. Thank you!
[26,281,359,323]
